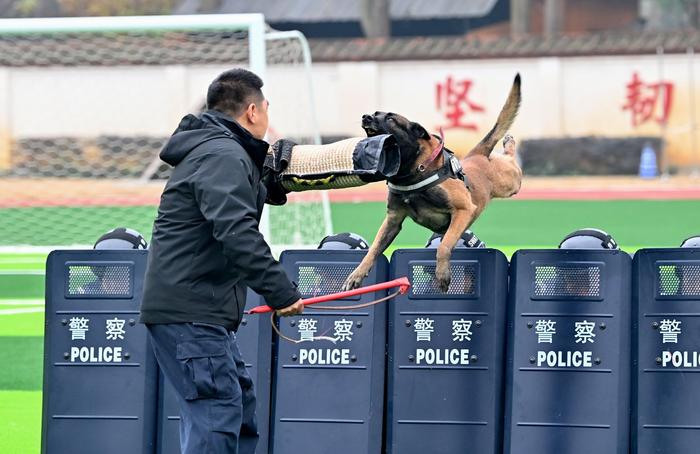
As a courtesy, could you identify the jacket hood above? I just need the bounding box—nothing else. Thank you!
[160,110,269,169]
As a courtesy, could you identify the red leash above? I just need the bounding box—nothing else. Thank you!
[245,277,411,315]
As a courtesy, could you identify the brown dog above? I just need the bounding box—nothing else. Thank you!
[342,74,522,292]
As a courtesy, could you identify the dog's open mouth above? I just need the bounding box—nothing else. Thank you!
[362,114,381,137]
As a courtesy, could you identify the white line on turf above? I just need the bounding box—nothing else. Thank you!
[0,300,44,306]
[0,270,45,275]
[0,245,90,254]
[0,258,46,264]
[0,307,44,315]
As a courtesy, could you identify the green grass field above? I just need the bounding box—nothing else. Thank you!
[0,310,43,454]
[1,198,699,452]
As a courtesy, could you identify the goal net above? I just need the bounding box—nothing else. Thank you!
[0,14,332,252]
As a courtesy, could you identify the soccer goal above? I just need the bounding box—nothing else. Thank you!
[0,13,332,253]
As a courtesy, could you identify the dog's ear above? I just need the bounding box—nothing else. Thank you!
[409,122,430,140]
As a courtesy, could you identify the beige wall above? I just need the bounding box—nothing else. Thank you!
[0,53,698,165]
[307,54,699,165]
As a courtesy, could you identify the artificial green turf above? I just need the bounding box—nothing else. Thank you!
[0,304,43,311]
[0,206,157,246]
[0,390,42,454]
[0,274,45,300]
[0,254,47,300]
[332,199,700,249]
[2,199,699,248]
[0,254,46,271]
[0,337,43,391]
[0,311,45,337]
[0,309,44,453]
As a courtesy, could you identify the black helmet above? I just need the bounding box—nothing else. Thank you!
[559,228,618,250]
[680,235,700,248]
[426,230,486,249]
[94,227,148,250]
[318,232,369,250]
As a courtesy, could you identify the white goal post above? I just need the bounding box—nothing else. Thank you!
[0,13,332,251]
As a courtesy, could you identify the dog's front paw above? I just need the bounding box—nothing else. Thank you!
[342,269,366,291]
[435,267,452,293]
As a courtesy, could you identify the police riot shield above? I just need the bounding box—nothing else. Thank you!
[270,250,389,454]
[633,248,700,454]
[504,249,631,454]
[157,288,272,454]
[386,248,509,454]
[42,250,157,454]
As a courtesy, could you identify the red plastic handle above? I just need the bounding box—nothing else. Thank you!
[246,276,411,314]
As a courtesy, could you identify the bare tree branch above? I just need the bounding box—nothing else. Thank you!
[360,0,390,38]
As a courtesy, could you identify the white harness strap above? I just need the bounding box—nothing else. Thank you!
[387,153,468,195]
[387,173,441,193]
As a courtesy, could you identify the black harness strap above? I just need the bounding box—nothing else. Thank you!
[388,150,470,195]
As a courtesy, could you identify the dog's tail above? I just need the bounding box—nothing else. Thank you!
[467,73,521,158]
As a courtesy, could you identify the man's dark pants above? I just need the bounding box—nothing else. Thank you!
[147,322,258,454]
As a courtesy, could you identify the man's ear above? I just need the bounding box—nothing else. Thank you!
[246,103,257,123]
[409,122,430,140]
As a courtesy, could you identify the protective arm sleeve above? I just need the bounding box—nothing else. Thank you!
[193,151,301,310]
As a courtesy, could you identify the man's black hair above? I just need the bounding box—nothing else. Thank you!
[206,68,264,117]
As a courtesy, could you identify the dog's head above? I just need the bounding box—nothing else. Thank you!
[362,111,430,143]
[362,112,436,173]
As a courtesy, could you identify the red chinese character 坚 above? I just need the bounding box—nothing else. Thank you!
[436,76,485,130]
[622,72,674,127]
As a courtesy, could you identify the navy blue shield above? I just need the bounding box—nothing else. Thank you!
[270,249,389,454]
[42,250,157,454]
[504,249,632,454]
[386,248,509,454]
[633,248,700,454]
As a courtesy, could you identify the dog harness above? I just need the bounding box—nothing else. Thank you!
[387,149,470,195]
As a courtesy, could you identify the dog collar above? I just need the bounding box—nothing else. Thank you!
[418,128,445,172]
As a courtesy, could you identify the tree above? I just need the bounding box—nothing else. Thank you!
[511,0,532,37]
[8,0,176,17]
[544,0,566,38]
[57,0,176,16]
[360,0,390,38]
[640,0,700,29]
[11,0,62,17]
[682,0,700,28]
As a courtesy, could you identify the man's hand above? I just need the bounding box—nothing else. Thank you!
[276,298,304,317]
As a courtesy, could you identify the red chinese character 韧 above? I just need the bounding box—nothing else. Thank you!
[622,72,674,127]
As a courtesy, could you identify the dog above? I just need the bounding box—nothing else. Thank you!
[342,74,522,292]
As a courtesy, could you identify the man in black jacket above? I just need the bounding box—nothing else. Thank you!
[141,68,304,454]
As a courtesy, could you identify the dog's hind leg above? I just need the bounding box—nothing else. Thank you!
[342,210,407,291]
